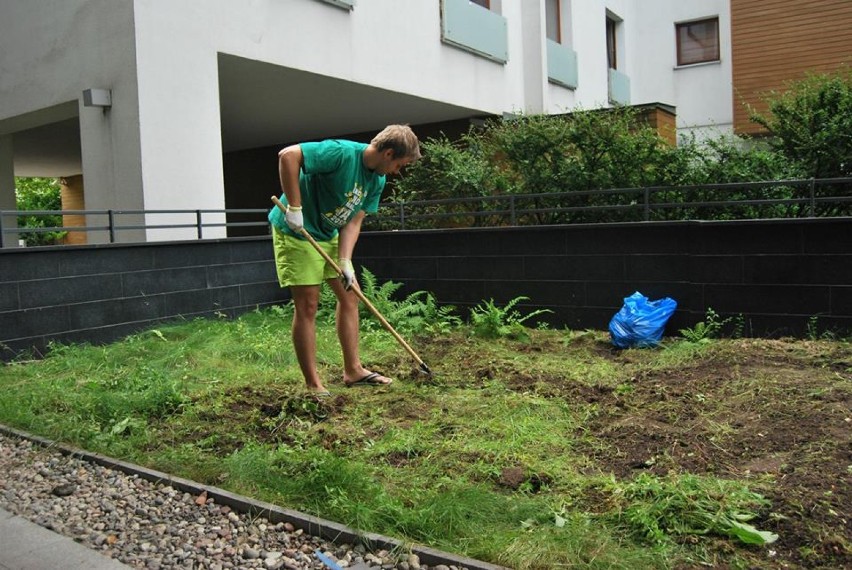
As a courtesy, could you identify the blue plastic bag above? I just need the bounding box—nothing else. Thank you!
[609,291,677,348]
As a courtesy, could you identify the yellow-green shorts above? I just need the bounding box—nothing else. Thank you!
[272,227,339,287]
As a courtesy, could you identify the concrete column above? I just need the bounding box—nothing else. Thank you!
[0,135,19,248]
[519,0,546,113]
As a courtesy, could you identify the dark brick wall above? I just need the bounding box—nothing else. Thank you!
[1,218,849,360]
[0,238,288,360]
[355,218,852,338]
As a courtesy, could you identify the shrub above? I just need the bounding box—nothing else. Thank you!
[394,107,805,225]
[15,177,66,246]
[750,68,852,181]
[749,68,852,217]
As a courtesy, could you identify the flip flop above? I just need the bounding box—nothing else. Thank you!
[345,372,393,387]
[311,390,332,398]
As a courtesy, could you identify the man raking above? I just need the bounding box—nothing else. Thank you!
[268,125,421,396]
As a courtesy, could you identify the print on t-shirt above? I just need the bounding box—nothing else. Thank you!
[324,182,364,228]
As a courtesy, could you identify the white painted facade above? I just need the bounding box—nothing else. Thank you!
[0,0,732,243]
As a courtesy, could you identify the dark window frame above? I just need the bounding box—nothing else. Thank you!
[606,16,617,69]
[546,0,562,43]
[676,17,720,66]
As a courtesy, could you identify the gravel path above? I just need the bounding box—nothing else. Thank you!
[0,432,468,570]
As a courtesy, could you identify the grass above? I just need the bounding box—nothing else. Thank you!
[1,304,849,569]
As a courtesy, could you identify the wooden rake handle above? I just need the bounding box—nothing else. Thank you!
[271,196,431,375]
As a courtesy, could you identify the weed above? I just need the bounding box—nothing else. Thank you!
[805,314,840,341]
[807,315,820,341]
[679,307,731,342]
[470,296,553,341]
[358,267,462,335]
[312,268,462,335]
[731,313,746,338]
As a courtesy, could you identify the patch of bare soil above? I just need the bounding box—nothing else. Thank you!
[500,337,851,569]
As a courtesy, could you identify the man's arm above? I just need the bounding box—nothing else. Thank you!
[278,145,303,207]
[337,210,366,290]
[338,210,365,259]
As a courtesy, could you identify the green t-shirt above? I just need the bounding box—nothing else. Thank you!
[268,139,386,241]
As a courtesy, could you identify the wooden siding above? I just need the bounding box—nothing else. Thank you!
[636,104,677,146]
[60,175,87,245]
[731,0,852,135]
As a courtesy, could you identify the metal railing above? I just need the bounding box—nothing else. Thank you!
[362,177,852,230]
[0,208,270,248]
[2,178,850,247]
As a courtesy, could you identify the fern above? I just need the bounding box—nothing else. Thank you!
[680,322,712,343]
[470,296,553,341]
[358,267,405,324]
[679,308,731,343]
[290,267,462,335]
[359,268,461,335]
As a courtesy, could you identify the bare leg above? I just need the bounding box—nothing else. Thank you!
[327,278,392,385]
[289,284,327,392]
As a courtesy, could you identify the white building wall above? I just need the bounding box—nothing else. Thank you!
[130,0,524,238]
[629,0,733,138]
[0,0,144,242]
[2,0,736,242]
[544,0,731,131]
[567,2,612,109]
[132,0,227,237]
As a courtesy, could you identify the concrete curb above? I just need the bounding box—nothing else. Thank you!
[0,424,510,570]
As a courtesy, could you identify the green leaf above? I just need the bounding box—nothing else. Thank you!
[726,520,778,545]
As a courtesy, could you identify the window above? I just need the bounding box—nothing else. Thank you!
[545,0,561,43]
[606,16,617,69]
[676,17,719,66]
[605,13,629,104]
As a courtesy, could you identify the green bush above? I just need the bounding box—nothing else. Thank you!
[15,177,66,246]
[394,106,804,225]
[388,133,508,229]
[750,68,852,181]
[749,67,852,217]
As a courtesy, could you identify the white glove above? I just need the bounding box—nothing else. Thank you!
[338,258,356,291]
[285,205,303,232]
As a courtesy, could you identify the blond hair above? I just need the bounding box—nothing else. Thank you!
[371,124,421,161]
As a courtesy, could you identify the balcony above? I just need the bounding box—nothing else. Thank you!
[547,39,578,89]
[608,68,630,105]
[440,0,508,64]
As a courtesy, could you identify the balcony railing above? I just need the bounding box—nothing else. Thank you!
[608,68,630,105]
[440,0,508,63]
[547,40,579,89]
